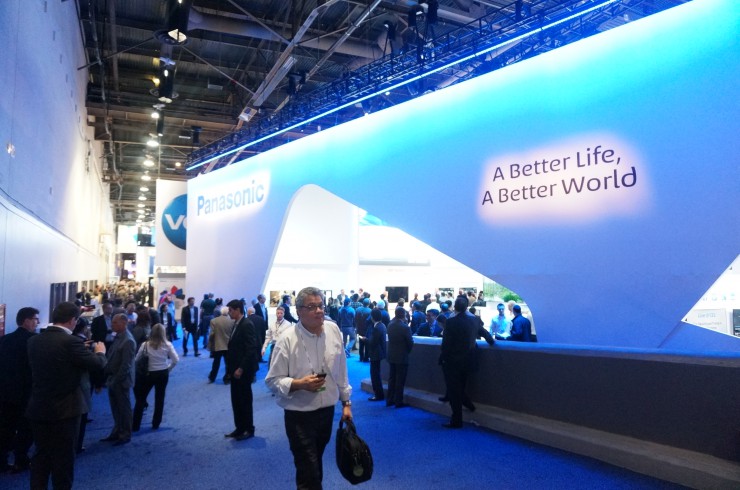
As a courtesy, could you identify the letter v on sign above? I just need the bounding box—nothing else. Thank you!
[164,214,186,230]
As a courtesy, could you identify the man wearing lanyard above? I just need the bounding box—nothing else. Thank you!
[266,286,352,490]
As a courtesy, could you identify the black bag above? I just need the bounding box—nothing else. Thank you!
[135,343,149,379]
[335,419,373,485]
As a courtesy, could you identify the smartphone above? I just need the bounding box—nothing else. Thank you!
[316,372,327,379]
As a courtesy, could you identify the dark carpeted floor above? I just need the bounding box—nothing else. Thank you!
[1,340,686,489]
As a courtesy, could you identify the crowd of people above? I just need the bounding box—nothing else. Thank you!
[0,282,533,488]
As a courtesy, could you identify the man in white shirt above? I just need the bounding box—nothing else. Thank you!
[490,303,512,340]
[265,287,352,489]
[261,306,291,368]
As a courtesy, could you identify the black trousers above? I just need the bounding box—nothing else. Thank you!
[230,373,254,433]
[133,369,169,430]
[369,360,384,399]
[209,351,228,382]
[0,399,33,466]
[386,363,408,406]
[357,337,367,361]
[182,330,199,355]
[443,364,470,426]
[284,406,334,490]
[30,416,79,490]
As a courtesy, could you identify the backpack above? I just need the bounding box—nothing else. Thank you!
[335,419,373,485]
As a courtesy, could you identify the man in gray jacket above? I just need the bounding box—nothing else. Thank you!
[101,313,135,445]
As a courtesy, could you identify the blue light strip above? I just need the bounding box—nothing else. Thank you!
[187,0,619,172]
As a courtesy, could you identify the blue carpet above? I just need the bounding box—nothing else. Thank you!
[1,345,686,489]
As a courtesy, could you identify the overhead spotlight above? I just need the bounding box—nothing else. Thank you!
[141,174,152,181]
[137,209,145,215]
[136,219,143,223]
[138,195,147,201]
[143,157,155,167]
[138,203,145,208]
[140,186,149,192]
[154,0,193,46]
[174,161,181,167]
[152,77,161,87]
[151,111,160,119]
[146,137,159,148]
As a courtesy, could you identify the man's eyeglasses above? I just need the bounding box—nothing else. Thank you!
[299,304,324,312]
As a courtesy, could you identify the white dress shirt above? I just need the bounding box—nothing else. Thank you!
[265,320,351,411]
[262,318,292,351]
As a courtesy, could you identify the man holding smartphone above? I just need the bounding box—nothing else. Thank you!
[266,286,352,489]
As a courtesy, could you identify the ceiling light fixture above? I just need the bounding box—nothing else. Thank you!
[140,186,149,192]
[146,137,159,148]
[138,195,147,201]
[141,174,151,181]
[138,203,145,208]
[143,158,155,167]
[154,0,192,46]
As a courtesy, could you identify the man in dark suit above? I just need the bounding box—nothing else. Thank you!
[101,313,135,445]
[26,302,107,489]
[280,294,298,324]
[90,301,114,347]
[509,304,534,342]
[0,307,39,473]
[224,299,260,441]
[415,309,442,337]
[254,294,269,325]
[246,307,267,362]
[181,296,199,356]
[366,308,387,401]
[439,296,494,428]
[385,307,413,408]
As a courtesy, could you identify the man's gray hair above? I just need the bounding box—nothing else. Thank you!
[247,307,255,315]
[295,287,325,308]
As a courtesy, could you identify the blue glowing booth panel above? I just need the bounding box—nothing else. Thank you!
[186,0,740,352]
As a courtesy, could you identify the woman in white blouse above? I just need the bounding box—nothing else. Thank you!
[132,323,179,431]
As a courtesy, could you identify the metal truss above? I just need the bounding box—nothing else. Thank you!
[186,0,685,173]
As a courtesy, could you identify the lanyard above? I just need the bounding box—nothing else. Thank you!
[297,324,325,375]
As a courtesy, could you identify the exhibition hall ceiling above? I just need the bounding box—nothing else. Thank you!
[77,0,688,225]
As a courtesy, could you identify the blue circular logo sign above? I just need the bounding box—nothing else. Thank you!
[161,194,187,250]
